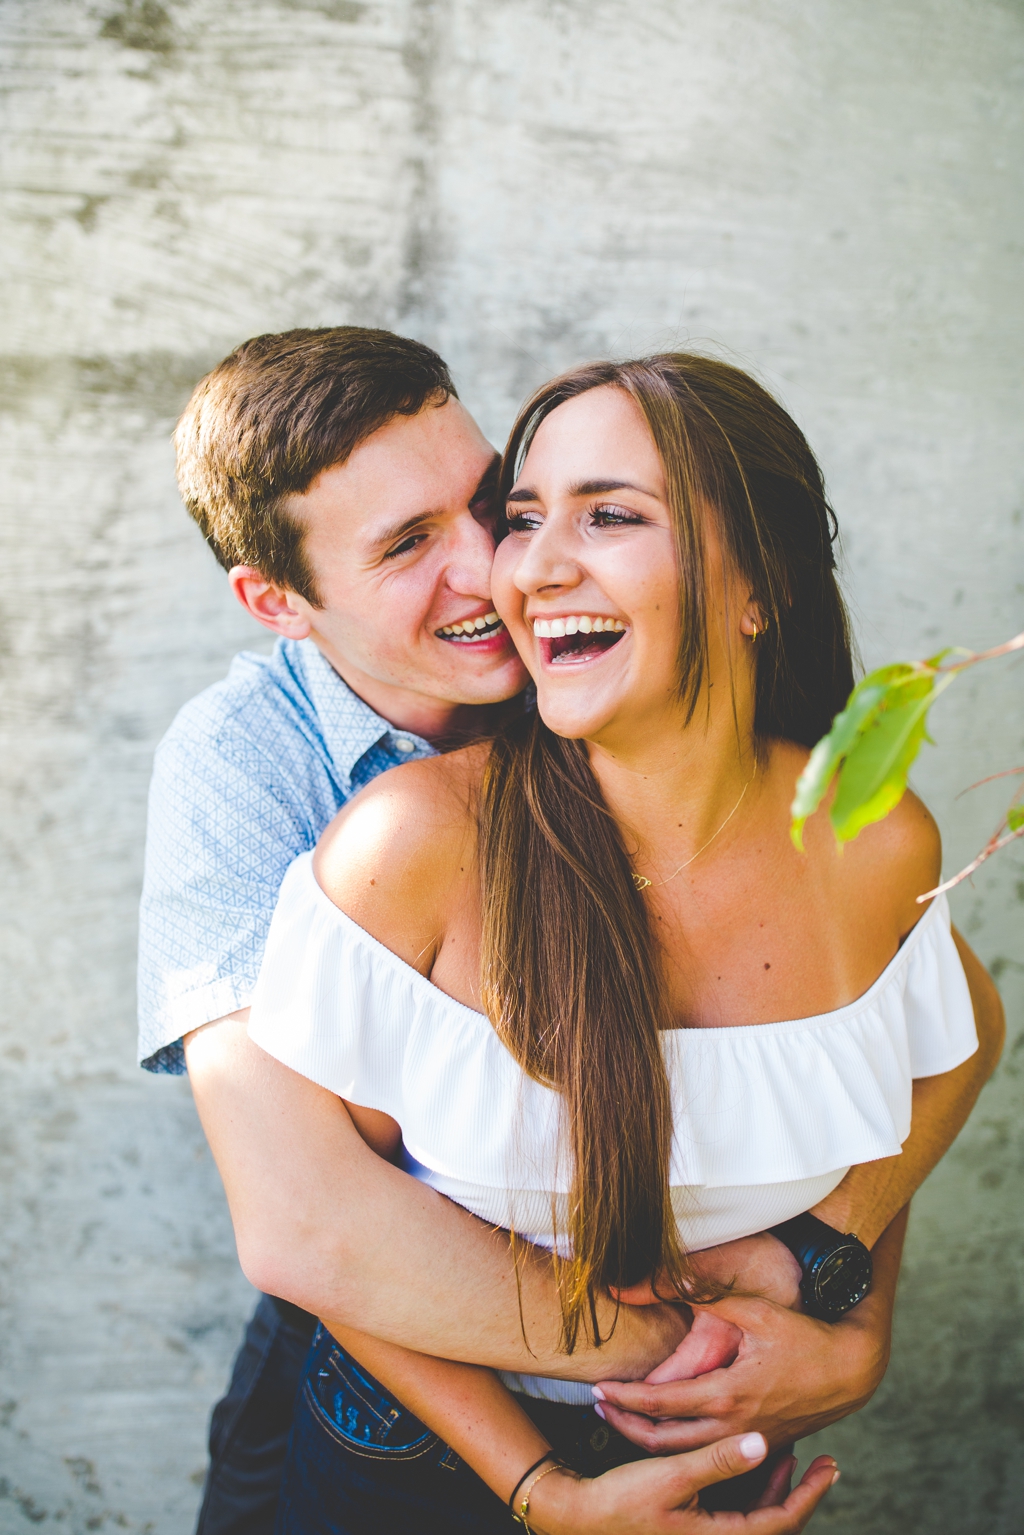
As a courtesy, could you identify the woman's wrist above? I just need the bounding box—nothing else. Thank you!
[520,1465,586,1535]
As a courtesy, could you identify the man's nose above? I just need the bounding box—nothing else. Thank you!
[445,510,500,595]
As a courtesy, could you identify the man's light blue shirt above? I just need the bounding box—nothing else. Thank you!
[138,637,434,1074]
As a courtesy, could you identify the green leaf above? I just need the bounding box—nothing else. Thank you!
[829,681,933,843]
[790,659,956,851]
[790,673,903,850]
[1008,804,1024,833]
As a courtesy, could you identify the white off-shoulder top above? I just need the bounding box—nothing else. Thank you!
[248,851,977,1404]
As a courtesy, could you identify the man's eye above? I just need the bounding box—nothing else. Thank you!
[506,511,541,532]
[384,534,426,560]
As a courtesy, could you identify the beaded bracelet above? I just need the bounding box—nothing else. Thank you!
[509,1455,566,1530]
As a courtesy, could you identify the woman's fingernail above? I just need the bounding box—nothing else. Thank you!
[591,1386,606,1401]
[594,1402,606,1420]
[831,1470,841,1486]
[739,1433,766,1462]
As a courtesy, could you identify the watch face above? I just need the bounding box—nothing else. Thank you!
[813,1243,872,1314]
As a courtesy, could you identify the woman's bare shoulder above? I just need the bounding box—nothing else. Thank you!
[312,742,488,969]
[854,788,942,932]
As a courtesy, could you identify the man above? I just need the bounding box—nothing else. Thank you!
[140,327,528,1531]
[140,327,1003,1534]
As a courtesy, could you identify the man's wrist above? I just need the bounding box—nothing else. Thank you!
[808,1192,885,1250]
[829,1288,891,1401]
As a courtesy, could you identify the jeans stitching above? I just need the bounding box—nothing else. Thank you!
[322,1348,400,1432]
[302,1379,440,1462]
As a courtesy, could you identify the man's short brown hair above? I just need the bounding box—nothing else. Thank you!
[174,327,456,605]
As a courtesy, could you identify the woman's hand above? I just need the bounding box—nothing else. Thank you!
[526,1434,838,1534]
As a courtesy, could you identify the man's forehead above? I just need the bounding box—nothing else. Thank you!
[293,405,498,548]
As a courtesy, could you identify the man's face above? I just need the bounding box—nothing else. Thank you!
[284,397,528,729]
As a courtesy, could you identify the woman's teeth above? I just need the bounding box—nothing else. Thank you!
[439,611,504,642]
[532,616,626,637]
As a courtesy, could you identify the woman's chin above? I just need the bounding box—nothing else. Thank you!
[535,700,618,741]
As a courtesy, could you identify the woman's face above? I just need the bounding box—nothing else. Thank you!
[492,386,688,745]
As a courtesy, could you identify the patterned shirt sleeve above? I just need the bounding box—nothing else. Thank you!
[137,710,316,1074]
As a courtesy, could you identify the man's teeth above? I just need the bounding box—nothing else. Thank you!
[532,616,626,637]
[440,610,503,641]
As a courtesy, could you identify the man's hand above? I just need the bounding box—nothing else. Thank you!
[612,1232,802,1314]
[691,1233,803,1311]
[594,1290,886,1453]
[609,1234,804,1390]
[596,1208,906,1454]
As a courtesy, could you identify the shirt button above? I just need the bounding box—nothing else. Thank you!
[395,738,415,754]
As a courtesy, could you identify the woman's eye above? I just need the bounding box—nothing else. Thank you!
[590,504,645,528]
[506,511,542,532]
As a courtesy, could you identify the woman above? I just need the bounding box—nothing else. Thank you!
[246,355,980,1532]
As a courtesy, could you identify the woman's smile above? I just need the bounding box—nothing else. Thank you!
[530,613,629,665]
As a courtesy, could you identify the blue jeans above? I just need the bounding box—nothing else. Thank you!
[275,1327,783,1533]
[194,1295,318,1535]
[275,1327,517,1533]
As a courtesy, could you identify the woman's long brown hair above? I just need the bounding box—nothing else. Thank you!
[480,355,855,1351]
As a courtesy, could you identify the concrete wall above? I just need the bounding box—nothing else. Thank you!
[1,1,1021,1529]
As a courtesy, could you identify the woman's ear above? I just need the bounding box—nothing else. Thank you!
[739,598,766,641]
[228,566,312,639]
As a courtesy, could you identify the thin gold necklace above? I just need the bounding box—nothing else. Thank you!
[632,775,753,891]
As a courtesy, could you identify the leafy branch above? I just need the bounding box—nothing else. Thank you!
[790,629,1024,901]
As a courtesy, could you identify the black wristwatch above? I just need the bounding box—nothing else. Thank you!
[768,1212,873,1321]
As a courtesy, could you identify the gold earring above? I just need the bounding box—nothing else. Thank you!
[750,621,759,642]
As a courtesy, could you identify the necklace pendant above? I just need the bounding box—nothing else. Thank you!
[632,874,652,891]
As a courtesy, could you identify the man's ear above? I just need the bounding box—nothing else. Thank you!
[228,567,312,639]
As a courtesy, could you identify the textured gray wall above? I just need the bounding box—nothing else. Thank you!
[1,1,1022,1531]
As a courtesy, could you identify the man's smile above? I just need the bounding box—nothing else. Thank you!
[437,610,506,644]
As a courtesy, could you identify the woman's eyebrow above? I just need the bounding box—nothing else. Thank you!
[569,477,657,498]
[508,478,656,503]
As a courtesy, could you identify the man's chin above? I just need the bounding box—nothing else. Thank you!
[438,656,531,707]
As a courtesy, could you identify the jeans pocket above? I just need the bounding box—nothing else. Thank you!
[305,1343,440,1462]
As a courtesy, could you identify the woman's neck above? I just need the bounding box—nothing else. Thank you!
[585,690,760,868]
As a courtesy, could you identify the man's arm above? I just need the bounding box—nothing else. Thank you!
[187,933,1001,1428]
[810,927,1004,1243]
[597,929,1005,1450]
[185,1013,687,1381]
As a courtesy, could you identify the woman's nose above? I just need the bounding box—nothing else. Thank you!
[510,519,583,595]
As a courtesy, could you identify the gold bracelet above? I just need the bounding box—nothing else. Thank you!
[512,1458,566,1530]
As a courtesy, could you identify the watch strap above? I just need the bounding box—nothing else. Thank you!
[769,1211,872,1320]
